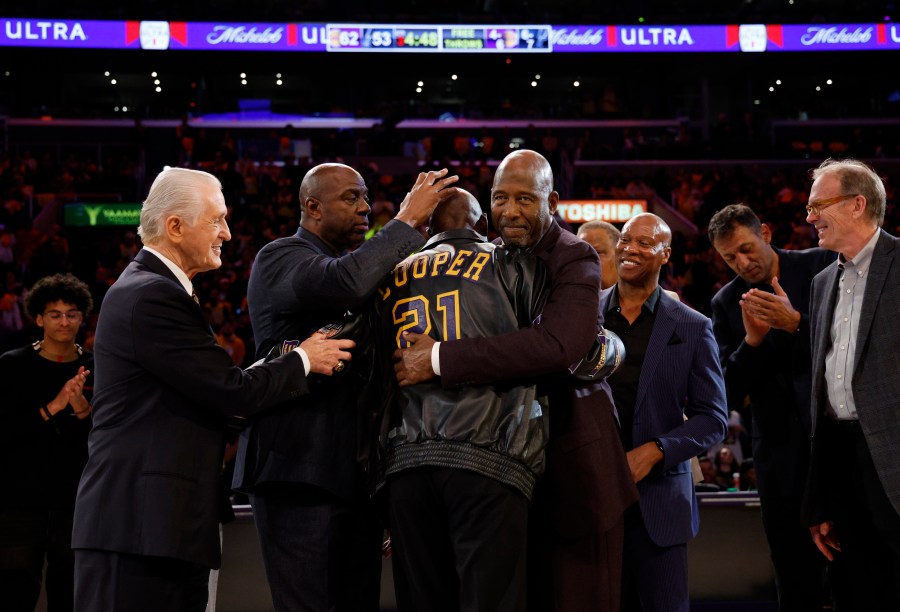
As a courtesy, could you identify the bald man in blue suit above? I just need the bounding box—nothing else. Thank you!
[601,213,727,612]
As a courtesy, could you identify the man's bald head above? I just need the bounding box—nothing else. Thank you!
[616,213,672,290]
[491,149,558,249]
[297,162,371,252]
[298,163,362,212]
[429,189,486,237]
[622,213,672,247]
[493,149,554,196]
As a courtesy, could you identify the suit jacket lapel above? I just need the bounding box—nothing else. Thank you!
[853,230,895,376]
[136,249,214,335]
[635,295,677,412]
[136,248,184,287]
[598,288,612,328]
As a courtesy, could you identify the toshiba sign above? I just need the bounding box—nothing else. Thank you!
[557,200,647,223]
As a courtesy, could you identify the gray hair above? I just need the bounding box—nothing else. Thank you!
[578,220,620,243]
[137,167,222,244]
[812,158,886,226]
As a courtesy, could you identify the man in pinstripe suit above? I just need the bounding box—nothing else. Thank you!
[601,213,728,612]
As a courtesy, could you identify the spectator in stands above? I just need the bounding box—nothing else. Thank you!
[216,320,246,368]
[26,223,69,286]
[577,220,620,290]
[0,273,94,612]
[696,455,723,492]
[0,286,25,353]
[204,290,233,329]
[706,410,751,465]
[364,190,396,240]
[0,229,16,272]
[740,459,758,492]
[714,447,741,490]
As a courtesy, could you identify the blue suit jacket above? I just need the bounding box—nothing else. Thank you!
[600,286,728,547]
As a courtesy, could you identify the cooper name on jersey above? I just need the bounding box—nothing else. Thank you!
[390,246,491,289]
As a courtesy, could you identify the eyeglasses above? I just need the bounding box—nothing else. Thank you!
[805,194,858,216]
[43,310,83,322]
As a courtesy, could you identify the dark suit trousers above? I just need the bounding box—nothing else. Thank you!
[526,481,625,612]
[249,484,383,612]
[386,467,528,612]
[73,549,209,612]
[820,418,900,611]
[758,491,829,612]
[621,504,689,612]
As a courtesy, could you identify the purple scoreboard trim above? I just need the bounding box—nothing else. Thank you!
[4,18,900,52]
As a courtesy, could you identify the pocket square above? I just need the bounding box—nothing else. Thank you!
[667,333,683,346]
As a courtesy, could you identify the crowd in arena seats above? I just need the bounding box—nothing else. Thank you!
[0,125,900,406]
[2,128,898,369]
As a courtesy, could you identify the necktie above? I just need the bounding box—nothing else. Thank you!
[191,290,200,304]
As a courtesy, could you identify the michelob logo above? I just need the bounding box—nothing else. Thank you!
[800,26,873,45]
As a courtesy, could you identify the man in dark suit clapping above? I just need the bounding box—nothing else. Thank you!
[72,167,354,612]
[708,203,834,611]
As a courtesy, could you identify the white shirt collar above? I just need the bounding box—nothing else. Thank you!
[838,228,880,274]
[142,246,194,296]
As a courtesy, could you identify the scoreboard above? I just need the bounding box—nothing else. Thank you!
[326,24,552,52]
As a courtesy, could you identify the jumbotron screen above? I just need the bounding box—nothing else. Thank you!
[2,18,898,53]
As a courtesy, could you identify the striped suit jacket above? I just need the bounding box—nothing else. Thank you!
[600,287,728,547]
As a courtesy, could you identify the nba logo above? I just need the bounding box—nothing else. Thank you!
[140,21,171,50]
[739,24,767,52]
